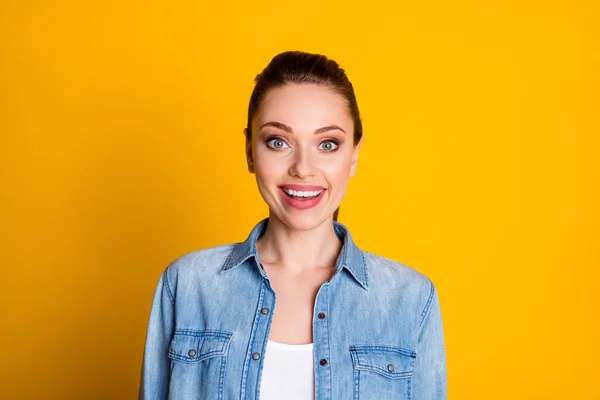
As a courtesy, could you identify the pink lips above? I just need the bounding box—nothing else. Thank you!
[279,184,326,210]
[280,184,325,191]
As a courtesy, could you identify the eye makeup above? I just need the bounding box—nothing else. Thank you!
[263,135,342,152]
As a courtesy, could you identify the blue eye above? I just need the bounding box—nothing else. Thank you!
[319,140,339,152]
[267,138,289,149]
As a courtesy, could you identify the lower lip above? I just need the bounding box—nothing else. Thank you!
[279,187,325,210]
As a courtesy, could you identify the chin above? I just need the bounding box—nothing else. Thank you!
[274,210,332,231]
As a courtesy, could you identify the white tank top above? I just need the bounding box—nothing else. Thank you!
[259,340,315,400]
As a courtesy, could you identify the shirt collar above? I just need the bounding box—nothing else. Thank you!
[221,217,368,290]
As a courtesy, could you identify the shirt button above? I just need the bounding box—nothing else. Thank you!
[319,358,328,366]
[318,312,326,319]
[261,307,269,314]
[387,364,394,372]
[188,349,196,357]
[252,352,261,360]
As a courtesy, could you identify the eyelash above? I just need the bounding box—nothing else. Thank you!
[265,136,340,152]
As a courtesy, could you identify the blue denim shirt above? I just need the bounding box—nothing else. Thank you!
[139,218,447,399]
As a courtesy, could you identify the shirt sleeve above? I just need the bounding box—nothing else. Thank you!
[138,268,175,400]
[412,280,447,399]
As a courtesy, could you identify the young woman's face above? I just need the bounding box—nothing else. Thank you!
[246,83,362,230]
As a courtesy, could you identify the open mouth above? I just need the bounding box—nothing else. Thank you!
[281,187,325,200]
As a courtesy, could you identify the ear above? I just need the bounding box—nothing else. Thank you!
[244,128,255,174]
[349,136,363,177]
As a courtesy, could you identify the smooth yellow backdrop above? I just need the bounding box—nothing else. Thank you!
[1,1,598,398]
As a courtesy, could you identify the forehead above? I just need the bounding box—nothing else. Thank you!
[255,83,353,132]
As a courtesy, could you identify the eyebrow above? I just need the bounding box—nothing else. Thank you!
[259,121,346,134]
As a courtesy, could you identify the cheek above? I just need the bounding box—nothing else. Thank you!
[321,153,354,180]
[253,150,282,184]
[255,163,276,184]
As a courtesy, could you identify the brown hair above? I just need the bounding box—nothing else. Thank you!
[246,50,363,222]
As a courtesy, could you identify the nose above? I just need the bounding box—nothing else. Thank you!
[288,146,316,179]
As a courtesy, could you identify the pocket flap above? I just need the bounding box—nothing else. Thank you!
[349,345,416,378]
[169,330,232,363]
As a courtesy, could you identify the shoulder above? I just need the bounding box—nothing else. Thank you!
[162,242,238,285]
[362,250,437,322]
[363,250,433,288]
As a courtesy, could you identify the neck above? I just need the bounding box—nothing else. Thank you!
[256,212,343,274]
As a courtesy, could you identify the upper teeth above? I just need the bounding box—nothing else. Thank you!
[283,188,324,197]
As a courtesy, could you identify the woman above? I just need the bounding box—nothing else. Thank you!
[139,51,447,400]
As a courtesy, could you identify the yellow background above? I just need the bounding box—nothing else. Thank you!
[1,0,598,398]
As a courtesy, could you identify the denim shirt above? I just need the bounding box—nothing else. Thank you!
[139,218,447,399]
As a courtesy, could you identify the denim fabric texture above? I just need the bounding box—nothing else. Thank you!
[139,218,447,399]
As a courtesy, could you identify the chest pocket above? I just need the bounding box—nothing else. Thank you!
[168,330,233,400]
[349,345,416,400]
